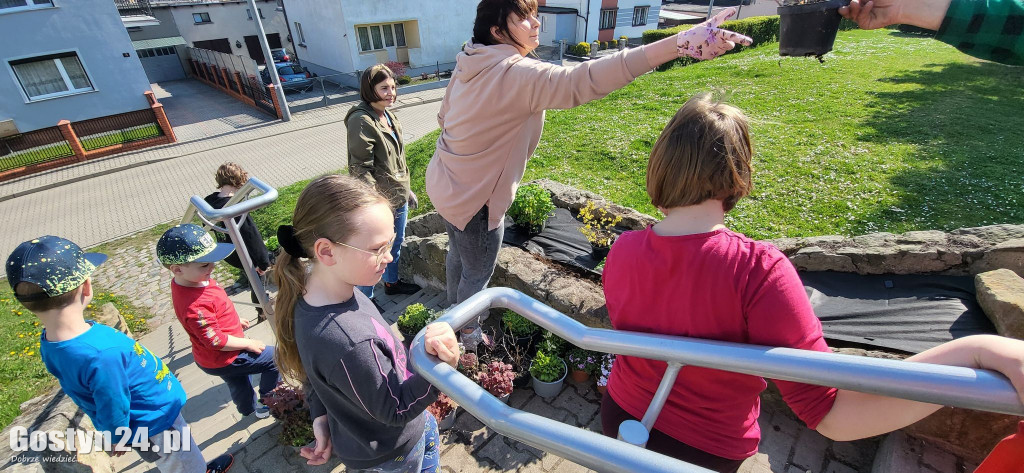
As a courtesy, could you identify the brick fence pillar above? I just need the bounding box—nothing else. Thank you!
[267,84,283,119]
[151,103,176,143]
[220,67,232,91]
[143,90,157,106]
[233,71,245,94]
[56,120,86,160]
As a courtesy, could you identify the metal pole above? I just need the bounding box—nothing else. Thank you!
[707,0,716,19]
[247,0,290,121]
[737,1,744,19]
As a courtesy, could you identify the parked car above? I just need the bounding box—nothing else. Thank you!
[270,48,291,64]
[260,63,312,92]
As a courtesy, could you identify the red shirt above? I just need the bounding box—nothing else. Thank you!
[975,421,1024,473]
[170,279,245,369]
[603,227,838,460]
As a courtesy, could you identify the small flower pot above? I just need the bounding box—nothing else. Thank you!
[591,244,610,261]
[513,369,532,388]
[498,393,510,404]
[437,406,458,430]
[570,369,590,383]
[530,359,567,399]
[596,384,607,395]
[778,0,850,58]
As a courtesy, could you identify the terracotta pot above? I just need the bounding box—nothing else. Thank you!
[571,370,590,383]
[596,385,607,395]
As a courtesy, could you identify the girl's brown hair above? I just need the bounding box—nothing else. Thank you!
[359,64,396,105]
[646,94,753,212]
[272,174,389,382]
[472,0,538,50]
[215,162,249,188]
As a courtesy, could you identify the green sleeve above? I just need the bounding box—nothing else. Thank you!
[935,0,1024,65]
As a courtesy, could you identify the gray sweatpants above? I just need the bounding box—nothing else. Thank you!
[443,206,504,315]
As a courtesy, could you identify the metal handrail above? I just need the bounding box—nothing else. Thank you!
[182,177,278,319]
[409,287,1024,472]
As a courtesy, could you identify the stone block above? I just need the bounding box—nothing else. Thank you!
[549,386,598,426]
[791,429,829,471]
[871,431,923,473]
[902,406,1019,464]
[972,238,1024,277]
[974,269,1024,339]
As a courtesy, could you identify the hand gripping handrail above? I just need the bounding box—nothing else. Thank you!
[182,177,279,320]
[409,287,1024,473]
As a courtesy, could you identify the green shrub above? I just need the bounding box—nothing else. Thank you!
[507,183,554,232]
[600,41,608,50]
[895,24,936,35]
[397,303,438,335]
[397,75,412,85]
[643,16,787,70]
[530,351,566,382]
[569,41,591,56]
[609,39,618,48]
[502,309,539,337]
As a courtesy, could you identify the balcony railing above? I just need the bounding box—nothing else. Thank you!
[115,0,152,17]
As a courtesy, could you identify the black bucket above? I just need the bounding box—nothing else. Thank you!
[778,0,851,57]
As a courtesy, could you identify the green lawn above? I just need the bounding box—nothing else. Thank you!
[0,280,154,429]
[253,28,1024,241]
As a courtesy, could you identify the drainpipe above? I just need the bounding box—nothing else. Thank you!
[277,0,300,65]
[579,0,591,43]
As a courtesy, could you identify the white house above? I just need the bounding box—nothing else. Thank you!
[282,0,477,84]
[127,0,295,82]
[0,0,154,134]
[539,0,660,46]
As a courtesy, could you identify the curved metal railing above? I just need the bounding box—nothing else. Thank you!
[409,287,1024,472]
[181,176,278,318]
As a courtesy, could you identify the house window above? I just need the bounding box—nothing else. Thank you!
[540,15,547,33]
[632,6,649,27]
[246,8,264,20]
[0,0,53,13]
[382,24,395,47]
[358,23,409,52]
[394,23,406,47]
[10,52,94,101]
[294,21,305,44]
[599,9,616,30]
[193,12,211,24]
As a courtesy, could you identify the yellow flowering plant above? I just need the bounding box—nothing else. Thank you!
[578,201,622,249]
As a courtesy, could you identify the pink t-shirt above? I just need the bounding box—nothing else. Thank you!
[603,227,838,460]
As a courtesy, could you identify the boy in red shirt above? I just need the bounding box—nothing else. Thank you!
[600,94,1024,472]
[158,224,280,419]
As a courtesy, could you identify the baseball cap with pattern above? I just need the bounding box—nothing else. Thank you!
[6,236,107,301]
[156,224,234,265]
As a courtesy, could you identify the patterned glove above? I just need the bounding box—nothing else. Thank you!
[676,8,754,60]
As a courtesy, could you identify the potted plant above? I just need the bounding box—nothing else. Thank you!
[397,303,438,341]
[508,184,555,235]
[579,200,622,260]
[497,334,534,388]
[427,393,459,430]
[529,350,567,399]
[537,330,569,358]
[477,360,515,402]
[501,309,540,351]
[778,0,850,58]
[566,347,599,383]
[262,382,315,449]
[458,351,480,378]
[596,354,614,395]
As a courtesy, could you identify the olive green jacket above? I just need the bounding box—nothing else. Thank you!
[345,101,410,209]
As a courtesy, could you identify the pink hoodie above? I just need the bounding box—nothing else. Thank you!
[426,42,655,231]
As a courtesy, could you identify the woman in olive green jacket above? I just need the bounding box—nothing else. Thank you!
[345,64,421,300]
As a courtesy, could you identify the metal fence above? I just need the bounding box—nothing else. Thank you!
[0,127,74,173]
[73,108,163,152]
[186,47,276,116]
[114,0,152,17]
[283,72,359,114]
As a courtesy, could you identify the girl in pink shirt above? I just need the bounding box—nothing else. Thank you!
[601,94,1024,472]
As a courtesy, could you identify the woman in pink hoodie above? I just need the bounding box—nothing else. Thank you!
[425,0,752,335]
